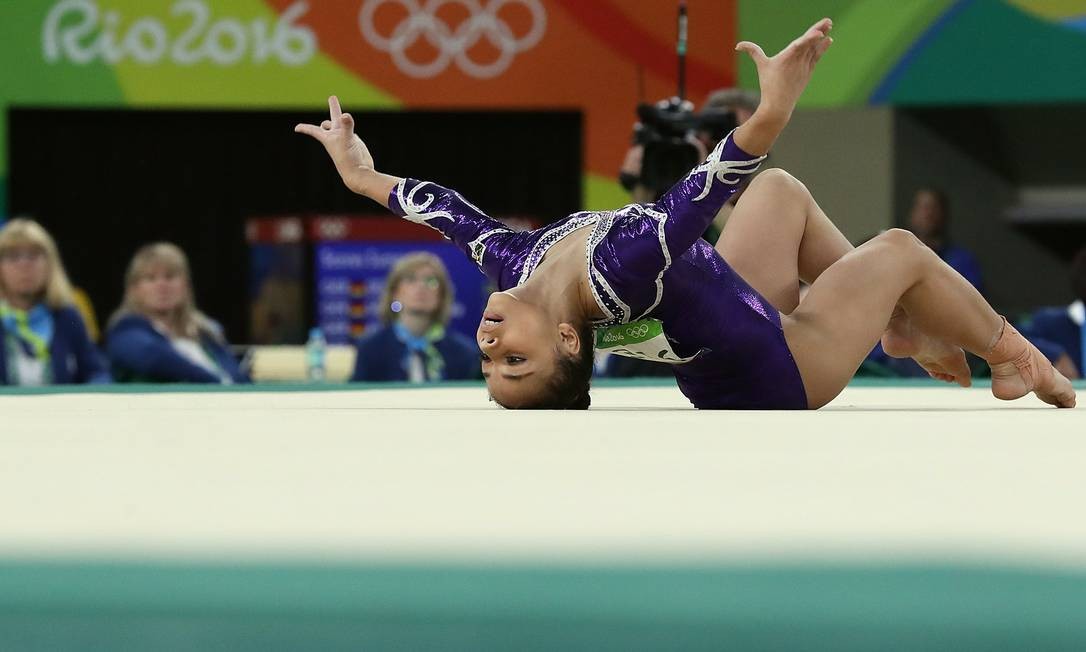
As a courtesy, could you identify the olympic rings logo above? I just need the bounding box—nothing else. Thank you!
[359,0,546,79]
[625,324,650,339]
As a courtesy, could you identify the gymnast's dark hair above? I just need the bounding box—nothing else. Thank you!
[494,321,594,410]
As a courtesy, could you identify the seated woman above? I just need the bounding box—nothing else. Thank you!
[106,243,249,384]
[352,252,479,382]
[0,219,109,386]
[297,19,1074,409]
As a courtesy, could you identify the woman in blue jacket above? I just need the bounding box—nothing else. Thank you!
[0,219,109,385]
[106,243,249,384]
[352,252,479,382]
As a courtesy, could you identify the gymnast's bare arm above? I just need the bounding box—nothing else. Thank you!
[294,96,401,208]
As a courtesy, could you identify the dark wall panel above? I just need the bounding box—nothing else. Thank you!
[8,108,582,342]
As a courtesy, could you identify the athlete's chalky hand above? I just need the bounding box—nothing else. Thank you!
[736,18,833,122]
[295,96,376,195]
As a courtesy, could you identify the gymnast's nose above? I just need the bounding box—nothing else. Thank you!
[480,335,498,349]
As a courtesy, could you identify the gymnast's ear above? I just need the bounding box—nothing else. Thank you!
[557,322,581,356]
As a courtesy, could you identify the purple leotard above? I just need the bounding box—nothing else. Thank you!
[388,131,808,409]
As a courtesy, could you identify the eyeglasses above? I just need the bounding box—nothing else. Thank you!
[138,271,182,282]
[403,274,441,289]
[0,248,45,263]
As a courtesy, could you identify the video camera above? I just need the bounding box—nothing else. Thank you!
[626,97,737,200]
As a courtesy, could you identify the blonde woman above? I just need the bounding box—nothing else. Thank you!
[351,252,478,382]
[0,219,109,385]
[106,243,249,383]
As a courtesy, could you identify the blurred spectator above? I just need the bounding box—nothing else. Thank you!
[352,252,478,382]
[0,218,109,385]
[1016,246,1086,380]
[907,188,984,292]
[106,243,249,384]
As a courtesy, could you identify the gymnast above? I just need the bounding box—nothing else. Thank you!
[296,18,1075,410]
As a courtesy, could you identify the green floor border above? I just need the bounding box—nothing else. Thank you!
[0,377,1083,396]
[2,559,1086,651]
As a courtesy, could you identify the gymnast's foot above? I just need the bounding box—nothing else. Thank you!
[986,317,1076,408]
[881,308,972,386]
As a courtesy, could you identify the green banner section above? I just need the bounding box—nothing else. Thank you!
[7,0,397,108]
[739,0,1086,106]
[0,3,126,107]
[801,0,952,107]
[739,0,952,107]
[882,0,1086,104]
[100,0,395,107]
[739,0,861,94]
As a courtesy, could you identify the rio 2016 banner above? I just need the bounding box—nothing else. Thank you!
[4,0,1086,219]
[41,0,317,67]
[0,0,738,220]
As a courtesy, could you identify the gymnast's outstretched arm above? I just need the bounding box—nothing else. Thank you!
[295,97,511,271]
[649,18,835,258]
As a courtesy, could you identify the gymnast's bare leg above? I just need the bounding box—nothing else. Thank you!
[779,228,1076,408]
[715,168,972,385]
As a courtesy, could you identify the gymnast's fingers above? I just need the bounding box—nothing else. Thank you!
[320,120,333,131]
[810,17,832,37]
[735,41,768,67]
[294,123,325,140]
[794,18,832,54]
[328,95,343,122]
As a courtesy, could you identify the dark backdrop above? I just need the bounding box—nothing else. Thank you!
[8,108,582,342]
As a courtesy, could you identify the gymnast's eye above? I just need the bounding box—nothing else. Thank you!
[505,356,525,365]
[480,353,491,362]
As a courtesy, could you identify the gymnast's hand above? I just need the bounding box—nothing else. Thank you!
[732,18,833,154]
[295,96,382,198]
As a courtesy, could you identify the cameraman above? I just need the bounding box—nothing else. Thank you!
[619,87,760,213]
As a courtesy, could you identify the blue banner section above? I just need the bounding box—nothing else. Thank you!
[315,241,488,345]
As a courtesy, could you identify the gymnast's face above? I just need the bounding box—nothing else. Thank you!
[477,291,569,406]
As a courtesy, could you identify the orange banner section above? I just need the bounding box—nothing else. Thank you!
[265,0,735,182]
